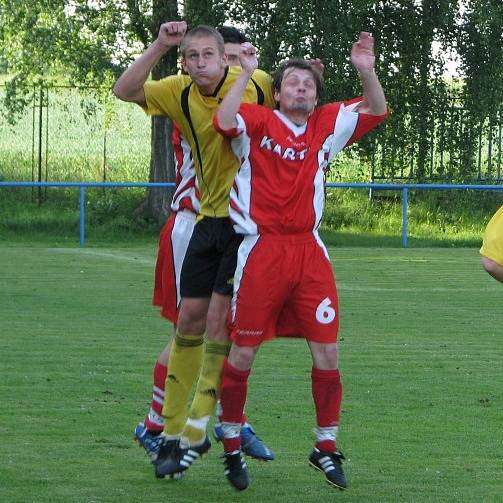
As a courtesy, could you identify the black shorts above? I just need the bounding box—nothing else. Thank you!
[180,217,243,298]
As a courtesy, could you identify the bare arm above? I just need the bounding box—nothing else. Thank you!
[351,32,387,116]
[216,43,258,130]
[113,21,187,106]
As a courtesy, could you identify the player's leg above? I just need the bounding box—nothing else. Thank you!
[136,211,197,462]
[174,219,240,451]
[155,218,218,477]
[307,341,346,490]
[134,341,172,461]
[219,343,260,491]
[293,237,347,490]
[156,291,232,477]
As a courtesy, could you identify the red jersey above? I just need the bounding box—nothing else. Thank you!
[170,124,200,214]
[215,99,386,235]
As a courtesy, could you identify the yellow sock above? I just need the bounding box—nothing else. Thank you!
[182,341,231,445]
[162,331,204,436]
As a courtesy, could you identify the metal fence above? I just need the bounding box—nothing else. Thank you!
[1,181,502,248]
[371,99,503,182]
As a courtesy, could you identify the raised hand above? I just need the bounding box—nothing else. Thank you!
[239,42,259,75]
[307,58,325,76]
[158,21,187,49]
[351,32,375,74]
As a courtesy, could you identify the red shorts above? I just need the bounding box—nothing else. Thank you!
[230,233,339,346]
[152,210,196,323]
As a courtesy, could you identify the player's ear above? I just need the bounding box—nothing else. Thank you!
[181,58,188,73]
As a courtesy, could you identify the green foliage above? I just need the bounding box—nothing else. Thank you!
[1,1,501,188]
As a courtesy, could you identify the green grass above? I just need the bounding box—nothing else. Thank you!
[0,86,150,182]
[1,246,502,502]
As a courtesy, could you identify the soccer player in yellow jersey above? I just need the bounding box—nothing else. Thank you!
[113,21,275,477]
[480,205,503,283]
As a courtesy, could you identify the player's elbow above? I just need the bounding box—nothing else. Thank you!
[112,80,144,105]
[214,112,234,133]
[112,80,131,102]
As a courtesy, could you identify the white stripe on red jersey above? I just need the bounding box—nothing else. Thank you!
[219,99,386,235]
[171,125,201,214]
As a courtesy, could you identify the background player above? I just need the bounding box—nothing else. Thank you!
[480,204,503,283]
[132,26,274,463]
[213,34,387,491]
[113,21,276,479]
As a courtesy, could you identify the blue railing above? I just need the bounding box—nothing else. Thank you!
[1,181,502,247]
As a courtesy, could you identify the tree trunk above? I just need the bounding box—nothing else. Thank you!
[133,0,178,223]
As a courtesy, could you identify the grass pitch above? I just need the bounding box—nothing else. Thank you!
[0,246,502,503]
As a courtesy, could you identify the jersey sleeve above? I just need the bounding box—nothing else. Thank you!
[250,69,275,109]
[341,97,387,146]
[142,76,183,118]
[318,99,387,162]
[213,103,265,139]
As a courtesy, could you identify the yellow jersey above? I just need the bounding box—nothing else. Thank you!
[480,204,503,266]
[143,66,275,217]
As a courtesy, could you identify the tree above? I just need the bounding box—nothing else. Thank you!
[0,0,179,221]
[457,0,503,180]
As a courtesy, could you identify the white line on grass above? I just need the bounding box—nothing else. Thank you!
[338,285,499,292]
[49,248,155,265]
[50,249,497,292]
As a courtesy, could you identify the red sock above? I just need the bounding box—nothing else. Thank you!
[144,361,167,432]
[311,367,342,452]
[220,359,250,452]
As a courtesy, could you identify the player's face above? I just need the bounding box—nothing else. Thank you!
[182,36,227,93]
[275,67,318,120]
[224,42,242,67]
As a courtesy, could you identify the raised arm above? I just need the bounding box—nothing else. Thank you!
[216,43,258,130]
[113,21,187,106]
[351,32,387,116]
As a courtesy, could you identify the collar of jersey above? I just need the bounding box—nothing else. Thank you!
[199,66,229,98]
[273,110,307,137]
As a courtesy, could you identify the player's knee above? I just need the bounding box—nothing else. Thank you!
[176,311,205,335]
[311,342,338,369]
[205,309,229,342]
[324,343,339,368]
[228,345,257,370]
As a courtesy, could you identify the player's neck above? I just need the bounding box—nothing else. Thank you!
[279,109,309,127]
[198,68,228,97]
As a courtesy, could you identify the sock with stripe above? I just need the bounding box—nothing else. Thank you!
[182,341,231,446]
[162,331,204,437]
[311,367,342,452]
[144,360,167,432]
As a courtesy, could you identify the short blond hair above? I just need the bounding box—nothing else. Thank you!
[180,25,225,57]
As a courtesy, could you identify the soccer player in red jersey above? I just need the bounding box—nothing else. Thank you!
[213,33,387,490]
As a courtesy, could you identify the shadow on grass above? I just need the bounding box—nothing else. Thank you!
[320,229,481,248]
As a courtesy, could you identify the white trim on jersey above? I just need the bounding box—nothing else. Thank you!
[273,110,307,136]
[231,234,260,321]
[312,102,362,228]
[171,135,200,213]
[313,166,326,230]
[229,114,258,235]
[325,103,360,163]
[171,210,197,307]
[312,229,330,260]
